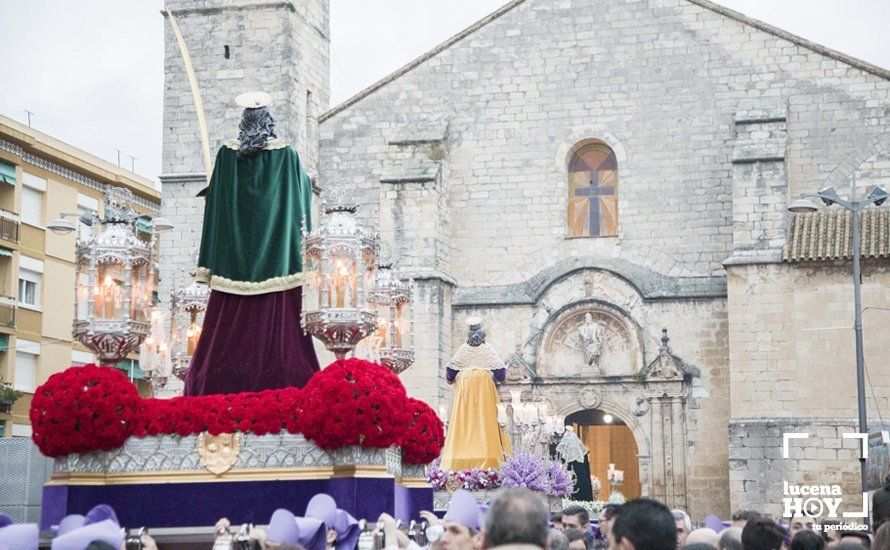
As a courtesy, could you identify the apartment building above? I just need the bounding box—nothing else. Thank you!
[0,115,161,437]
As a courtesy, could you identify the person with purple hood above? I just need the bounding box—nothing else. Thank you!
[306,494,361,550]
[441,489,485,550]
[50,504,124,550]
[0,512,38,550]
[267,508,328,550]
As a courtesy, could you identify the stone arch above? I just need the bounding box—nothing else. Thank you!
[555,128,629,172]
[515,267,655,375]
[553,394,653,498]
[555,401,651,460]
[822,135,890,192]
[536,299,646,378]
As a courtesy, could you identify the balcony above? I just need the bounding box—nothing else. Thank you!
[0,210,19,244]
[0,297,15,330]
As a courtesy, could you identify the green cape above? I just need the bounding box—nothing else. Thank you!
[196,140,312,295]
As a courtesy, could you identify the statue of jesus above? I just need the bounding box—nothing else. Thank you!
[185,92,320,396]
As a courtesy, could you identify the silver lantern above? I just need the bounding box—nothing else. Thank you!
[301,180,378,359]
[139,307,173,394]
[69,187,169,365]
[372,257,414,374]
[170,276,210,381]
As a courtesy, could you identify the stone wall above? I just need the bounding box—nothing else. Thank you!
[726,262,890,513]
[727,263,890,419]
[729,418,864,518]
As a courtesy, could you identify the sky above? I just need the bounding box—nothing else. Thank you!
[0,0,887,185]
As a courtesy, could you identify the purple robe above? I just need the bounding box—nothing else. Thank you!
[184,288,320,396]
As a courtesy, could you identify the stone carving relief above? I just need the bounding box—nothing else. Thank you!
[539,305,642,377]
[578,387,603,409]
[632,395,650,417]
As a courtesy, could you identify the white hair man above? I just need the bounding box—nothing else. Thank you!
[670,510,692,550]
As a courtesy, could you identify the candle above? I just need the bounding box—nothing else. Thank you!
[187,323,201,355]
[334,261,347,308]
[377,317,387,349]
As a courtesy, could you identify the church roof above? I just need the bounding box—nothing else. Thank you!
[783,209,890,262]
[320,0,889,123]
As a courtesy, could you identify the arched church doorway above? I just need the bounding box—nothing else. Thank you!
[566,409,641,500]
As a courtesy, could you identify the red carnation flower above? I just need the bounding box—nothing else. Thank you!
[299,358,412,449]
[30,365,140,457]
[400,398,445,464]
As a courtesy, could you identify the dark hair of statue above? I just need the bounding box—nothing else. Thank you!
[238,106,277,160]
[467,327,486,347]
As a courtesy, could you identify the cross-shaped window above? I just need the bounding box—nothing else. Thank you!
[568,143,618,237]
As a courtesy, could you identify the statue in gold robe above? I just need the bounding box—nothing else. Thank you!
[439,318,512,470]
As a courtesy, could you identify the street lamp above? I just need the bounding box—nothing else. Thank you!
[789,176,888,502]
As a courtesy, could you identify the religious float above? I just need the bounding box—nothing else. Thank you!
[31,94,581,533]
[33,96,440,530]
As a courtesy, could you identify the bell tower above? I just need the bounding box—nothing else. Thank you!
[159,0,330,301]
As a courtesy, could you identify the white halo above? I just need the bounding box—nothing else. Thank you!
[235,91,272,108]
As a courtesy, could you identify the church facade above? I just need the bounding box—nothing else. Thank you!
[160,0,890,518]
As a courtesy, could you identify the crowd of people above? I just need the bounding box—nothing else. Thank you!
[420,487,890,550]
[2,485,889,550]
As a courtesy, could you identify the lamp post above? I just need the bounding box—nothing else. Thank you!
[789,176,888,502]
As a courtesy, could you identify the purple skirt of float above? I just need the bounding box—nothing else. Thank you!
[184,287,320,396]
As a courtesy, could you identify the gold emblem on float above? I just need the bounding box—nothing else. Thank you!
[198,432,241,475]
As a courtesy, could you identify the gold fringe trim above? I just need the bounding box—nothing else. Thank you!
[49,465,395,486]
[223,138,288,151]
[196,267,304,296]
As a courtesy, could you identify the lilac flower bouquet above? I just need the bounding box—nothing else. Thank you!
[499,452,551,492]
[426,453,573,496]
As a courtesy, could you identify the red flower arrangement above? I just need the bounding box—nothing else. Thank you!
[299,358,412,449]
[400,397,445,464]
[29,360,440,464]
[30,365,141,457]
[133,387,305,439]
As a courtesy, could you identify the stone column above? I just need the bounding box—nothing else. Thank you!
[670,395,688,510]
[645,385,689,510]
[648,396,667,503]
[724,98,788,267]
[376,128,453,409]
